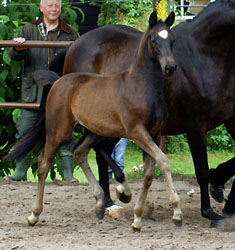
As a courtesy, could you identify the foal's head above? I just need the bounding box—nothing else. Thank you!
[148,12,176,76]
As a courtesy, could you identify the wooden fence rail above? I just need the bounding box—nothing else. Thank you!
[0,40,73,109]
[0,40,72,48]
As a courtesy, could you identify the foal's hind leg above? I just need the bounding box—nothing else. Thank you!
[28,104,74,226]
[130,128,182,231]
[27,141,59,225]
[72,133,106,219]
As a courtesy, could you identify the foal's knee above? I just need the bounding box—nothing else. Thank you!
[157,154,171,173]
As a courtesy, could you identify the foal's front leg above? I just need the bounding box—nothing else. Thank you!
[131,128,183,231]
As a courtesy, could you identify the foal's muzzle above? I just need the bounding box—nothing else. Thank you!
[160,57,177,76]
[165,63,177,76]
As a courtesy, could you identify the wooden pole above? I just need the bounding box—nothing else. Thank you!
[0,102,40,110]
[0,40,73,48]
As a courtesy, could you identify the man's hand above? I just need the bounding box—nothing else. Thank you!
[14,37,27,51]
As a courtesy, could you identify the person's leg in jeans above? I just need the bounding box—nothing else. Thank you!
[108,138,128,179]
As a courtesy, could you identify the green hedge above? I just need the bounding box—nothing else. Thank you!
[97,0,168,30]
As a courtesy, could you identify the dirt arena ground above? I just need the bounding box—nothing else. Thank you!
[1,176,235,250]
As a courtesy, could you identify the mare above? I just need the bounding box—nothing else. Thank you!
[5,12,183,231]
[56,0,235,227]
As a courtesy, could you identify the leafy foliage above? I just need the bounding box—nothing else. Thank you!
[0,0,81,177]
[166,125,234,154]
[207,125,234,152]
[97,0,168,31]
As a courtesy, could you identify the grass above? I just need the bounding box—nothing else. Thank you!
[17,144,234,184]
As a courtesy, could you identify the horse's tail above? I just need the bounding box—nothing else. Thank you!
[5,70,60,161]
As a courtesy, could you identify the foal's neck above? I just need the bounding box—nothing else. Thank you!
[128,29,162,86]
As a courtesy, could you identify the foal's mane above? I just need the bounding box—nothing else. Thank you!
[135,26,150,57]
[134,20,165,59]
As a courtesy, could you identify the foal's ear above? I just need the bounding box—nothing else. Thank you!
[165,12,175,28]
[149,12,158,28]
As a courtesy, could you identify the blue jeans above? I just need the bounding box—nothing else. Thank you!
[108,138,128,175]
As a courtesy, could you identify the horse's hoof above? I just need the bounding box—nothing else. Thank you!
[210,219,225,228]
[27,212,39,226]
[96,212,104,220]
[107,205,125,219]
[173,220,183,227]
[131,224,141,233]
[116,189,132,204]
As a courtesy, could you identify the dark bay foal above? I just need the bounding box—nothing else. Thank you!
[24,12,182,231]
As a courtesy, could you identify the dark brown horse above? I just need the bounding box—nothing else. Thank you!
[57,0,235,227]
[8,12,182,231]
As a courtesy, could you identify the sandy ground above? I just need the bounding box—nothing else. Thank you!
[0,176,235,250]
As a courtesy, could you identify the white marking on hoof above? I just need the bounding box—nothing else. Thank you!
[187,189,195,197]
[131,217,142,231]
[107,205,125,219]
[116,184,125,194]
[27,212,39,226]
[116,172,132,196]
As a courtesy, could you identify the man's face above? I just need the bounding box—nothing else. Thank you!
[40,0,61,22]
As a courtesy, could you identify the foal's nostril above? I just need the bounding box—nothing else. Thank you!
[165,64,177,75]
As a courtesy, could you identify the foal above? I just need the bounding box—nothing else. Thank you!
[27,12,182,231]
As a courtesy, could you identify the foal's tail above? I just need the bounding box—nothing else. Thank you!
[4,70,60,161]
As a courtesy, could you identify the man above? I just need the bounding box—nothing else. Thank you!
[4,0,79,183]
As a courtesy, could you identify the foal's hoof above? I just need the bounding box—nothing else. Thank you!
[116,189,132,204]
[131,219,142,232]
[27,212,39,226]
[96,212,104,220]
[210,219,225,228]
[131,226,141,233]
[173,220,183,227]
[107,205,125,219]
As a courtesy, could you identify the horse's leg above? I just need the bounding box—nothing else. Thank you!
[96,142,132,202]
[94,141,131,218]
[27,141,59,226]
[187,128,224,227]
[130,128,182,231]
[72,132,106,219]
[94,144,114,208]
[131,153,155,231]
[209,157,235,203]
[28,98,75,226]
[221,124,235,217]
[209,122,235,203]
